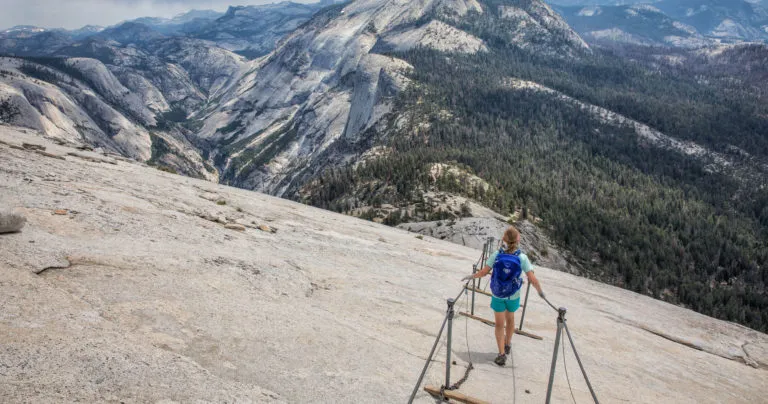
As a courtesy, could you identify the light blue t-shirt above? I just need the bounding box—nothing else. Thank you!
[486,251,532,300]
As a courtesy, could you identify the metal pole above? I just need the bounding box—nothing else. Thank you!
[471,264,477,316]
[407,310,450,404]
[545,307,567,404]
[518,281,532,330]
[445,298,456,389]
[564,322,600,404]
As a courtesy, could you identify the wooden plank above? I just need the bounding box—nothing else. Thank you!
[515,329,544,340]
[458,312,544,340]
[424,385,490,404]
[464,285,492,297]
[458,311,495,326]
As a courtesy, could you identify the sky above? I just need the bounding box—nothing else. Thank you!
[0,0,316,30]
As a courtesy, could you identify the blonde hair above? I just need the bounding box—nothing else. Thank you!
[503,226,520,253]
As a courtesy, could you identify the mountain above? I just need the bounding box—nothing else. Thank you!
[655,0,768,41]
[129,10,224,36]
[554,3,712,47]
[67,25,105,40]
[285,0,768,332]
[201,0,589,196]
[2,126,767,403]
[552,0,768,46]
[0,31,247,177]
[548,0,650,4]
[191,2,328,58]
[0,2,326,60]
[0,28,73,56]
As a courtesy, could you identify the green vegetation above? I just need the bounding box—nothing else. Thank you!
[218,119,244,136]
[17,57,92,86]
[162,107,188,123]
[305,7,768,331]
[221,124,299,183]
[148,133,172,164]
[0,97,19,123]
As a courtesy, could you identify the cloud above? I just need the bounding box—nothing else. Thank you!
[1,0,315,30]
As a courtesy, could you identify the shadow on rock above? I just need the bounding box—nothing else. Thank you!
[0,210,26,234]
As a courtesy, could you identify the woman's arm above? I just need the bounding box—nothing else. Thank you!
[461,265,492,282]
[526,271,544,296]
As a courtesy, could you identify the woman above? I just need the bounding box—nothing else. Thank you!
[461,226,544,366]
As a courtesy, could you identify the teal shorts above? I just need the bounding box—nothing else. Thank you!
[491,296,521,313]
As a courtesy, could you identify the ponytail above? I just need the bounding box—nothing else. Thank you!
[503,226,520,253]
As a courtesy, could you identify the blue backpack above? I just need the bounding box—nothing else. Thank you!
[491,249,524,298]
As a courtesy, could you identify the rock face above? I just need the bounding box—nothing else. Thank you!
[0,209,25,233]
[399,217,578,274]
[200,0,588,196]
[2,124,767,404]
[0,0,592,197]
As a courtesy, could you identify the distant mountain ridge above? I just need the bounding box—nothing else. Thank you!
[551,0,768,46]
[0,3,331,59]
[554,3,712,47]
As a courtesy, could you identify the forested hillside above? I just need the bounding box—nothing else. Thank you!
[304,1,768,332]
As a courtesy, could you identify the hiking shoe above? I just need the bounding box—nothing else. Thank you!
[494,354,506,367]
[504,344,511,355]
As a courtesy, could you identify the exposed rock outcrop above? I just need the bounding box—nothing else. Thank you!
[0,209,25,233]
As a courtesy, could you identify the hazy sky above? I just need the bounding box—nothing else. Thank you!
[1,0,316,30]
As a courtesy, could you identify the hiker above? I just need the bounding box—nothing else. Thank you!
[461,226,544,366]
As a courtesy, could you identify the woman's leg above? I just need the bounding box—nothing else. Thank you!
[504,311,516,346]
[493,311,506,355]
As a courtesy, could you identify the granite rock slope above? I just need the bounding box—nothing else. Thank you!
[1,125,766,403]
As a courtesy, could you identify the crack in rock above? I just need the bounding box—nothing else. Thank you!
[608,313,766,368]
[35,257,71,275]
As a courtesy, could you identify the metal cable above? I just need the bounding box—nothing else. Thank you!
[541,294,560,312]
[445,363,474,391]
[562,329,577,404]
[511,344,517,404]
[563,322,600,404]
[464,287,473,366]
[444,289,474,391]
[407,309,450,404]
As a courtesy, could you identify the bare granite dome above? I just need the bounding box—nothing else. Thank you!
[1,125,766,403]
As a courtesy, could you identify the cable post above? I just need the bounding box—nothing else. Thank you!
[445,298,456,390]
[544,306,600,404]
[470,264,477,316]
[546,307,567,404]
[518,281,532,330]
[564,321,600,404]
[407,309,450,404]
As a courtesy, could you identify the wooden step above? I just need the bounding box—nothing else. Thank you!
[424,385,490,404]
[458,312,544,340]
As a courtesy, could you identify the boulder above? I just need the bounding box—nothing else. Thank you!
[0,210,26,233]
[257,224,277,234]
